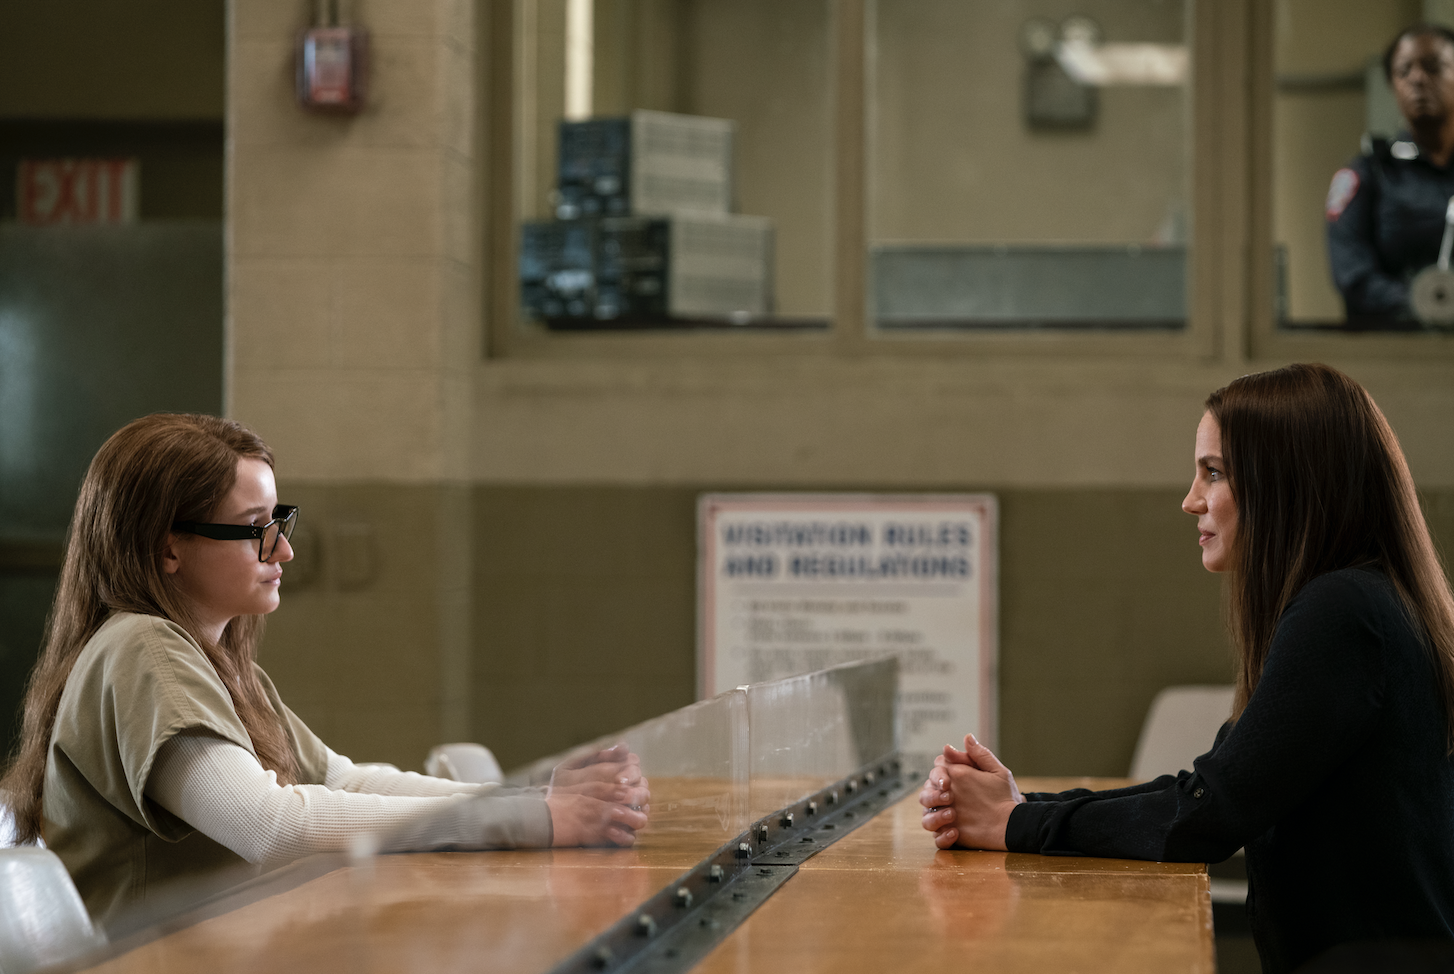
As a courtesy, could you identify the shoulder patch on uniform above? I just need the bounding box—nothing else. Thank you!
[1326,168,1360,221]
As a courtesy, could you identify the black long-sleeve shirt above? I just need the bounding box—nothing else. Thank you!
[1327,136,1454,327]
[1006,566,1454,974]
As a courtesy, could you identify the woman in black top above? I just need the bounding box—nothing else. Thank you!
[920,363,1454,972]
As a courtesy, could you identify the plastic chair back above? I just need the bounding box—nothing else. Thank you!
[0,847,105,974]
[425,743,504,784]
[1129,685,1235,780]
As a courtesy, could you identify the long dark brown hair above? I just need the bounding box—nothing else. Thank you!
[1208,364,1454,747]
[1,413,301,844]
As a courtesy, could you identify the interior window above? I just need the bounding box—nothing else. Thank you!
[868,0,1191,332]
[1274,0,1454,332]
[513,0,833,332]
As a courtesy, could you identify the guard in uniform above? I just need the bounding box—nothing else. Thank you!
[1327,24,1454,329]
[1327,137,1454,327]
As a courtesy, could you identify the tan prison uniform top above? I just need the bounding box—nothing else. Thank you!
[43,612,331,929]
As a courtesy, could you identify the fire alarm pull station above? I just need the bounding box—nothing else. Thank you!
[297,0,368,112]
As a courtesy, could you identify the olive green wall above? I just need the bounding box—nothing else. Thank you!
[257,482,1454,777]
[470,486,700,767]
[253,483,473,772]
[247,483,1311,776]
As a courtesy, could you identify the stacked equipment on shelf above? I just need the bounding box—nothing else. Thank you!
[520,109,775,326]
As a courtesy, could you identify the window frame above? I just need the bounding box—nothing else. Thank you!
[1246,0,1454,360]
[483,0,1258,363]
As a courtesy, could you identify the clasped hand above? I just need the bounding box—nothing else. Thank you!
[918,733,1025,851]
[546,743,652,847]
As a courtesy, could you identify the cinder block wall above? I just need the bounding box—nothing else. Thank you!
[229,0,480,756]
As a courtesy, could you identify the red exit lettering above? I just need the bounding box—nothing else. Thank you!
[17,159,139,226]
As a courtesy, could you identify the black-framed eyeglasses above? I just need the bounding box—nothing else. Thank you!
[172,505,299,562]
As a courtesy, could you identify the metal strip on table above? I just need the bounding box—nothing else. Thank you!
[547,757,919,974]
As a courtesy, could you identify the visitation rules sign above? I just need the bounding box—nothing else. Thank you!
[698,494,998,766]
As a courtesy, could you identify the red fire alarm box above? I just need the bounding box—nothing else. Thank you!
[297,25,368,112]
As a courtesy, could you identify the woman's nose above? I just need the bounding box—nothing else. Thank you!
[1181,484,1204,515]
[271,534,295,564]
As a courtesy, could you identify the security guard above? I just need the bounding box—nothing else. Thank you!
[1328,24,1454,329]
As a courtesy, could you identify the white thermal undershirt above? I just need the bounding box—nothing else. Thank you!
[144,733,541,867]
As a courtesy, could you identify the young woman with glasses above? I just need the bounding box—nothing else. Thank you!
[919,364,1454,972]
[0,413,648,930]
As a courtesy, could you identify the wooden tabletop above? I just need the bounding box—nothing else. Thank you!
[696,777,1214,974]
[80,775,746,974]
[76,777,1212,974]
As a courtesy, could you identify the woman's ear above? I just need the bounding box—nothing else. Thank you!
[161,533,184,575]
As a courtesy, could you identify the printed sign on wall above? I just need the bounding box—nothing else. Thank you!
[698,494,998,766]
[17,159,139,226]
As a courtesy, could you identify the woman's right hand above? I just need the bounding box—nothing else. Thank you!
[547,792,649,847]
[918,734,1024,851]
[549,744,651,811]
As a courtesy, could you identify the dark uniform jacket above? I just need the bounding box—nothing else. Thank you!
[1006,566,1454,974]
[1327,134,1454,327]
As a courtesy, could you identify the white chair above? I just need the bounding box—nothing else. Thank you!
[0,847,106,974]
[1130,684,1244,904]
[1129,684,1235,780]
[425,743,504,785]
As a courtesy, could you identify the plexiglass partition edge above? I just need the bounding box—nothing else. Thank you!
[504,654,899,840]
[745,655,898,819]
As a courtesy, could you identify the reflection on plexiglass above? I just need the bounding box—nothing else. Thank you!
[506,655,898,842]
[507,691,749,851]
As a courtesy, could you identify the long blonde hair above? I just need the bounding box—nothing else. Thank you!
[1,414,300,844]
[1208,365,1454,748]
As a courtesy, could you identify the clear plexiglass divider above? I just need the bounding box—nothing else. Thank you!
[507,689,751,851]
[745,657,899,821]
[534,656,905,974]
[503,655,899,850]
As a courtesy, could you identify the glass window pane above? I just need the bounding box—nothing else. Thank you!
[515,0,833,332]
[503,656,898,843]
[869,0,1191,332]
[1273,1,1453,331]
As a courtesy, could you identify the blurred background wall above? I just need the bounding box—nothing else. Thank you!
[4,0,1454,779]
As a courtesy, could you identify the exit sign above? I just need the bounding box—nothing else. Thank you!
[17,159,139,225]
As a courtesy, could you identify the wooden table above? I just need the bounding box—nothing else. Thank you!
[76,778,1212,974]
[697,777,1213,974]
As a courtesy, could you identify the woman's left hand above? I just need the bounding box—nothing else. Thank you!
[919,734,1024,851]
